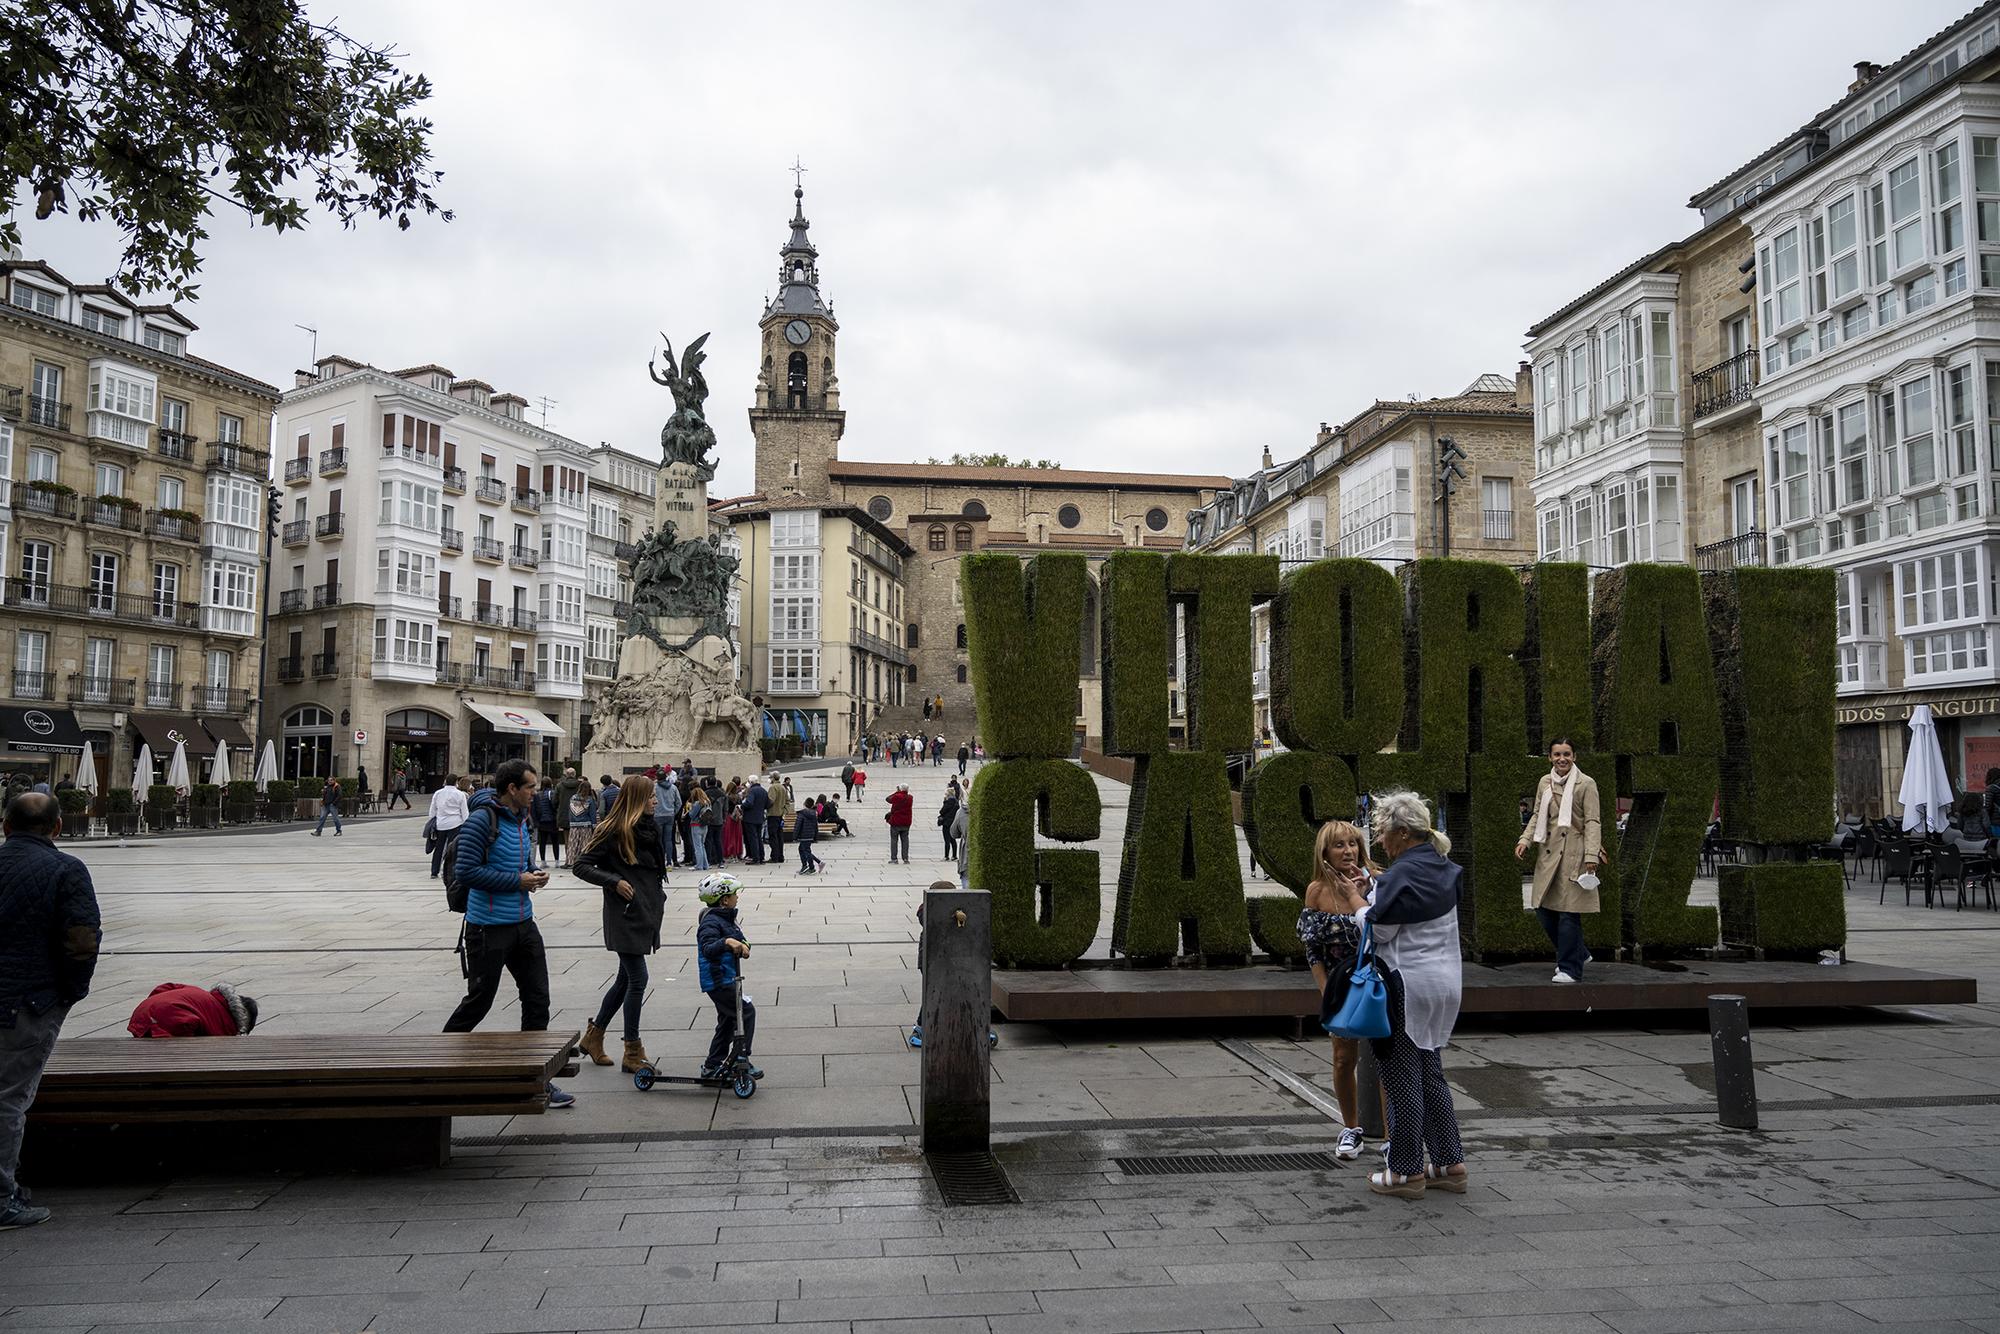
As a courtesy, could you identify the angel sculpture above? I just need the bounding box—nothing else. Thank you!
[648,331,718,480]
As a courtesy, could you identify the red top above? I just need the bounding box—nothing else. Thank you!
[886,790,914,826]
[854,770,867,785]
[127,983,236,1038]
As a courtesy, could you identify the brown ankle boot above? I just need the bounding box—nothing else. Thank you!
[620,1039,649,1074]
[579,1021,611,1066]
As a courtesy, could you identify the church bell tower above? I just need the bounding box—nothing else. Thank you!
[750,183,845,499]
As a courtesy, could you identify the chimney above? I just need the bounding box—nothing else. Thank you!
[1515,359,1534,409]
[1261,445,1273,470]
[1848,60,1884,93]
[294,369,314,389]
[1315,421,1334,448]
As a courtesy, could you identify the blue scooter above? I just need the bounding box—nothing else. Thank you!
[633,975,760,1099]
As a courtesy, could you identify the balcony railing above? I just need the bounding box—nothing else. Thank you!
[551,489,585,510]
[12,670,52,700]
[473,536,504,561]
[319,446,348,476]
[0,385,19,419]
[69,676,136,706]
[440,526,464,553]
[511,487,541,513]
[438,594,463,620]
[283,456,311,484]
[1692,350,1759,421]
[16,487,78,520]
[1695,529,1769,571]
[277,588,306,614]
[469,664,536,692]
[510,608,538,631]
[442,465,466,493]
[853,630,912,668]
[585,656,618,679]
[5,577,200,628]
[26,395,70,432]
[86,499,143,531]
[195,686,251,713]
[157,430,198,463]
[313,582,340,608]
[312,652,338,678]
[276,656,305,683]
[508,545,539,570]
[142,681,180,708]
[149,510,199,542]
[473,601,505,626]
[1481,509,1515,541]
[475,476,506,504]
[207,441,269,475]
[316,512,345,539]
[281,519,309,547]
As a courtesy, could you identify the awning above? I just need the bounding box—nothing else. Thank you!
[199,715,254,750]
[0,706,86,754]
[130,713,218,758]
[463,700,567,737]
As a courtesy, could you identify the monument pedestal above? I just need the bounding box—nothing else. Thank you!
[581,623,765,781]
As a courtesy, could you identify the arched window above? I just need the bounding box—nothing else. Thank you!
[282,705,333,781]
[927,524,947,551]
[786,351,808,409]
[956,664,967,684]
[953,524,973,550]
[955,623,967,649]
[1145,506,1170,532]
[906,623,920,649]
[385,708,449,731]
[1057,503,1082,529]
[961,499,987,519]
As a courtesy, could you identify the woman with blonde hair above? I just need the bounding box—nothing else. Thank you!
[573,773,669,1074]
[1357,789,1467,1199]
[1299,819,1375,1160]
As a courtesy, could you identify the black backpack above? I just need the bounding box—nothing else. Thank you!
[440,812,502,914]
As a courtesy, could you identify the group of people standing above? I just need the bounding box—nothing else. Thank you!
[856,733,979,773]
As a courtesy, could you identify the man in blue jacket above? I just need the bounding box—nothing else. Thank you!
[739,777,770,864]
[0,792,101,1227]
[442,759,571,1107]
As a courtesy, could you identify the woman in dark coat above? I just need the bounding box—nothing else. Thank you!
[573,774,668,1074]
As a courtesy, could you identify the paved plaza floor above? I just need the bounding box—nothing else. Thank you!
[5,758,2000,1331]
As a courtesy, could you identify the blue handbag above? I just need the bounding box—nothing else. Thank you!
[1325,920,1392,1040]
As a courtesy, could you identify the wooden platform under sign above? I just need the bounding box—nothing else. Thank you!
[991,960,1979,1023]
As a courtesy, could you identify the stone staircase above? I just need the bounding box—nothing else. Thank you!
[864,687,978,750]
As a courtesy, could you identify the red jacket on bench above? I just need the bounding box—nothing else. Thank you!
[127,983,252,1037]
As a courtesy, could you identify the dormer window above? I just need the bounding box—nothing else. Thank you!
[431,373,450,393]
[142,325,185,356]
[471,387,489,408]
[79,307,125,338]
[9,282,58,317]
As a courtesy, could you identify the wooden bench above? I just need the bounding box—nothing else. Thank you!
[26,1031,579,1174]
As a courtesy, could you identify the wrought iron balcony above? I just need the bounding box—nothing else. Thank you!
[509,608,539,631]
[283,456,312,484]
[473,536,504,561]
[511,487,541,513]
[277,588,306,614]
[1482,509,1516,541]
[0,385,19,419]
[438,594,463,619]
[473,601,505,626]
[149,510,200,543]
[281,519,309,546]
[442,465,466,493]
[465,663,536,691]
[439,526,464,553]
[141,681,180,708]
[69,676,136,706]
[16,486,78,519]
[156,430,198,463]
[475,476,506,504]
[12,670,52,700]
[1695,529,1769,571]
[207,441,269,475]
[312,652,338,678]
[25,395,69,432]
[276,656,305,683]
[86,499,143,531]
[196,686,251,713]
[4,577,199,628]
[508,545,539,570]
[319,446,347,476]
[435,660,465,685]
[312,581,340,608]
[315,512,345,539]
[1692,350,1759,420]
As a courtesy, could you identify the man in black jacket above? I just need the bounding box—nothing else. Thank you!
[0,793,101,1228]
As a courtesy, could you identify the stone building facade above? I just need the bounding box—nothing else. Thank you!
[0,259,278,793]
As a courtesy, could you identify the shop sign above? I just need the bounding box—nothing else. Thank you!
[1837,692,2000,726]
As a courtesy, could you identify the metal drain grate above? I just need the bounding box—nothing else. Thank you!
[926,1152,1019,1206]
[1114,1151,1339,1177]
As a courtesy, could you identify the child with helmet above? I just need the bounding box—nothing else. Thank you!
[695,873,759,1080]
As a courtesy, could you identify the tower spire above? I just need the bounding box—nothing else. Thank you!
[769,170,829,319]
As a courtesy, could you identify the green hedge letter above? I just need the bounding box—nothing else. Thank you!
[1269,558,1403,755]
[969,759,1101,968]
[1241,751,1358,959]
[1113,751,1252,962]
[1099,551,1170,757]
[1167,553,1280,753]
[962,552,1087,759]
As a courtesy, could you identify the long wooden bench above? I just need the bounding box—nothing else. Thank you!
[26,1031,579,1173]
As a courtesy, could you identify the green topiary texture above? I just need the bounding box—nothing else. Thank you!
[1113,751,1251,962]
[1465,751,1559,959]
[1269,558,1404,756]
[1622,754,1720,956]
[1099,551,1170,757]
[1719,862,1846,958]
[1591,565,1723,759]
[1402,558,1530,757]
[1519,563,1594,751]
[1240,751,1358,959]
[1704,567,1838,842]
[969,759,1102,968]
[1167,553,1279,753]
[961,552,1087,758]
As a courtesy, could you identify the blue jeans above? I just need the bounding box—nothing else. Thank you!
[593,952,649,1042]
[797,839,818,872]
[1535,907,1587,980]
[692,830,710,871]
[316,801,342,833]
[0,1002,67,1201]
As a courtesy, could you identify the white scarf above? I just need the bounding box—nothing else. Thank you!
[1532,769,1575,845]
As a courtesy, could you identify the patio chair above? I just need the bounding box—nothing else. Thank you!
[1853,830,1880,881]
[1931,845,1970,911]
[1880,842,1921,906]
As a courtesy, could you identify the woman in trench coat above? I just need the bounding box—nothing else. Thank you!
[574,774,670,1074]
[1515,736,1602,984]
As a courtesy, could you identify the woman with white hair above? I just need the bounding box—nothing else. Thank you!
[1358,788,1468,1199]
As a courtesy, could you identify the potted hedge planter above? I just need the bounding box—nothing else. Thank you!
[56,787,88,837]
[264,780,296,822]
[224,780,258,825]
[187,783,222,829]
[103,788,137,837]
[145,784,180,832]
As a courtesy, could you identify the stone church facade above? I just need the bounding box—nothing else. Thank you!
[723,188,1227,753]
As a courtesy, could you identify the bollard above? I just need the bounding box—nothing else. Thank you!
[1708,993,1758,1131]
[921,883,992,1154]
[1355,1036,1387,1140]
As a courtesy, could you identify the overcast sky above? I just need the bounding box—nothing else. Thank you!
[12,0,1971,497]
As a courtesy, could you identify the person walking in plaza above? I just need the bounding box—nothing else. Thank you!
[686,782,712,872]
[853,765,868,801]
[313,776,343,836]
[722,778,745,862]
[0,792,101,1228]
[653,769,682,868]
[1516,737,1602,984]
[766,772,791,863]
[795,799,824,874]
[552,767,581,861]
[701,778,726,868]
[427,775,471,878]
[564,770,599,867]
[957,742,970,777]
[939,787,960,861]
[922,696,933,723]
[388,768,412,810]
[933,693,945,724]
[574,774,668,1075]
[442,759,572,1107]
[1299,819,1375,1160]
[695,874,758,1079]
[1360,789,1467,1199]
[841,760,856,801]
[357,765,370,802]
[951,796,970,891]
[531,778,562,867]
[740,775,769,863]
[886,783,914,864]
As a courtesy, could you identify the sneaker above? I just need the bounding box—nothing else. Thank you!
[697,1065,724,1080]
[1551,971,1578,984]
[545,1082,575,1109]
[0,1201,51,1230]
[1335,1126,1365,1160]
[745,1063,763,1080]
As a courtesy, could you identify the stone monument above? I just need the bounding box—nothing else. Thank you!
[582,333,765,779]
